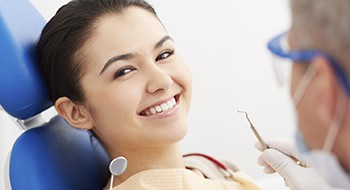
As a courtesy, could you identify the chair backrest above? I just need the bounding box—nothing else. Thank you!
[10,116,110,190]
[0,0,110,189]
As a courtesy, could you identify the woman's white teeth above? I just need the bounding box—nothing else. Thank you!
[155,106,162,112]
[144,97,176,116]
[149,108,156,115]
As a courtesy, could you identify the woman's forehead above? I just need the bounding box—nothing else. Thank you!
[92,7,165,44]
[81,7,167,73]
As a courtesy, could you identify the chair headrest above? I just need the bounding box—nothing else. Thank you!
[0,0,52,120]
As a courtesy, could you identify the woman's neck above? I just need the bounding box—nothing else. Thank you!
[110,144,185,186]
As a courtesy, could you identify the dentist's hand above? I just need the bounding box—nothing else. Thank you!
[255,139,337,190]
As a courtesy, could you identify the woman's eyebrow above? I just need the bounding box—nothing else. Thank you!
[154,35,173,50]
[99,35,173,75]
[99,53,133,75]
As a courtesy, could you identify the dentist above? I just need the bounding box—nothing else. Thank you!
[257,0,350,189]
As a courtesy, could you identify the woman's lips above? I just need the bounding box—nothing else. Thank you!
[139,95,179,116]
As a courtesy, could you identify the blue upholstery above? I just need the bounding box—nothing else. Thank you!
[0,0,110,189]
[0,0,51,120]
[10,116,110,190]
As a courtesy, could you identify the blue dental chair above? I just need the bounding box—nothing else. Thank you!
[0,0,110,189]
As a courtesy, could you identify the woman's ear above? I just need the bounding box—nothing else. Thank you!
[55,97,93,130]
[311,56,338,124]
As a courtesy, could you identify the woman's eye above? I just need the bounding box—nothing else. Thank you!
[114,67,135,78]
[155,50,174,61]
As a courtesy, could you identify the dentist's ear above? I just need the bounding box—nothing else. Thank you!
[55,97,93,130]
[311,56,339,124]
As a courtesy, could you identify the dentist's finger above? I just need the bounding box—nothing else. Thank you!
[257,154,276,174]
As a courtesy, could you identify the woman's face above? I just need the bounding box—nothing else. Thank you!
[79,7,192,154]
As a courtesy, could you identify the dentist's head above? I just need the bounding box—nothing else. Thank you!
[288,0,350,171]
[36,0,192,185]
[267,0,350,187]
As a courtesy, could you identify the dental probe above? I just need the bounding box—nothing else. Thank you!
[237,110,269,150]
[237,110,308,168]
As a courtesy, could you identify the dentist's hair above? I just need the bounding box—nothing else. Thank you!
[37,0,157,103]
[290,0,350,73]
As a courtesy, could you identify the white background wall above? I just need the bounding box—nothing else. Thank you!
[1,0,295,189]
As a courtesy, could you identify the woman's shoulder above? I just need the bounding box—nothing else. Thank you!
[109,153,262,190]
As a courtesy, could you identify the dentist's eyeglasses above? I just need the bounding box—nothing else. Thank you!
[267,32,350,96]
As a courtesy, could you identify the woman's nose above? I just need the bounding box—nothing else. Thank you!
[146,65,173,94]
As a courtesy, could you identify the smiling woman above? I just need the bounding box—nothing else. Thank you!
[36,0,260,189]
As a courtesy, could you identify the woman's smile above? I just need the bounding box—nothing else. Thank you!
[139,94,180,117]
